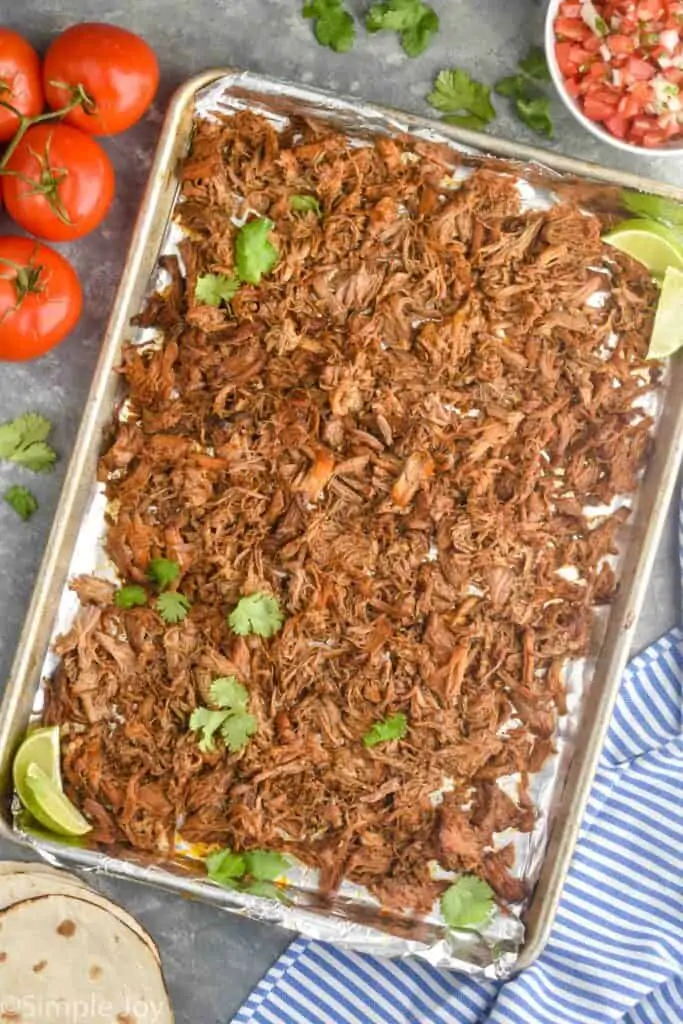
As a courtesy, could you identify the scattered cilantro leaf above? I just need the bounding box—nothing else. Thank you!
[244,850,291,881]
[442,113,490,130]
[189,708,229,753]
[440,876,495,929]
[191,675,258,754]
[221,712,258,752]
[621,190,683,227]
[303,0,356,53]
[114,584,148,609]
[366,0,439,58]
[363,712,408,748]
[195,273,240,307]
[156,591,191,624]
[427,69,496,126]
[228,592,284,638]
[494,74,533,100]
[235,217,279,284]
[3,485,38,521]
[241,880,289,902]
[206,848,247,884]
[147,557,180,590]
[516,96,554,138]
[290,194,322,216]
[0,412,57,473]
[518,45,551,81]
[210,675,249,710]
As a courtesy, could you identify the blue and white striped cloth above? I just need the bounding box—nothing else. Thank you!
[232,492,683,1024]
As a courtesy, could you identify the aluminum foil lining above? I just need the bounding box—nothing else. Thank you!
[15,71,670,978]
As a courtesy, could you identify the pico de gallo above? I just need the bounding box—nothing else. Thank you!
[553,0,683,147]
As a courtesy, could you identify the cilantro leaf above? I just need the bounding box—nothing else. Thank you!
[235,218,279,285]
[244,850,291,881]
[191,674,258,754]
[189,707,228,753]
[0,413,56,473]
[621,190,683,227]
[228,592,284,638]
[366,0,439,57]
[518,45,551,82]
[195,273,240,307]
[442,114,490,130]
[427,69,496,126]
[3,485,38,521]
[363,712,408,748]
[241,880,289,902]
[206,848,247,884]
[147,558,180,590]
[156,591,191,624]
[494,74,532,100]
[114,584,148,609]
[290,194,322,216]
[440,876,495,929]
[221,712,258,752]
[516,96,554,138]
[210,675,249,710]
[303,0,356,53]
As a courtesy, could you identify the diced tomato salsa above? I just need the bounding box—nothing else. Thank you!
[553,0,683,146]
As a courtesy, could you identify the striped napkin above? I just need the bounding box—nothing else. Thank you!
[231,495,683,1024]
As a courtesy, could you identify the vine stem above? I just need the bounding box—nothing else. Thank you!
[0,84,90,169]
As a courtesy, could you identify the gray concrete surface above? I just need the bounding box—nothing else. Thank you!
[0,2,680,1021]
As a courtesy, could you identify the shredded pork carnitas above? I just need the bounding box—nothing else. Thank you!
[45,111,661,917]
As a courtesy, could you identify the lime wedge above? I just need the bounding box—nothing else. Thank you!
[21,763,92,837]
[647,266,683,360]
[13,725,62,801]
[603,219,683,277]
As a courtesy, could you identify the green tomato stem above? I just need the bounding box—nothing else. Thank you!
[0,85,90,171]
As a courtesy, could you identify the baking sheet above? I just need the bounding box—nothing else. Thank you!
[1,69,682,978]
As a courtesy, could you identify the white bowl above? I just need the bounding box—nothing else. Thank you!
[544,0,683,157]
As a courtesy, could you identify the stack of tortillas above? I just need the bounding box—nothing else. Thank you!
[0,861,173,1023]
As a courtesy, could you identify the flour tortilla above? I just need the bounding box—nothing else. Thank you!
[0,867,160,965]
[0,894,173,1023]
[0,860,89,884]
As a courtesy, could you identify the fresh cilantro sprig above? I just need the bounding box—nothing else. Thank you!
[366,0,439,57]
[114,584,148,609]
[0,413,57,473]
[235,218,279,284]
[427,69,496,131]
[195,273,240,307]
[303,0,356,53]
[3,485,38,521]
[440,876,495,929]
[147,558,180,589]
[363,712,408,748]
[494,47,554,139]
[228,592,284,639]
[190,676,258,754]
[156,591,191,624]
[206,846,291,900]
[290,194,322,216]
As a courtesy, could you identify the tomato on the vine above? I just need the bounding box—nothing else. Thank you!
[2,123,115,242]
[0,236,82,361]
[0,29,43,143]
[43,23,159,136]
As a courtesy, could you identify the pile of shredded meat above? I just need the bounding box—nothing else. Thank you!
[44,111,662,916]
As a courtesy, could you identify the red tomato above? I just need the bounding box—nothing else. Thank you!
[607,34,635,55]
[556,40,578,76]
[0,236,82,361]
[564,76,581,97]
[605,112,628,137]
[637,0,664,19]
[2,123,115,242]
[584,94,618,120]
[625,56,656,80]
[559,2,582,15]
[43,23,159,136]
[555,17,591,41]
[0,29,43,143]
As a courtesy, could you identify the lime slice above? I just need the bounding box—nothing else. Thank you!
[13,725,62,803]
[647,266,683,360]
[21,763,92,837]
[603,219,683,277]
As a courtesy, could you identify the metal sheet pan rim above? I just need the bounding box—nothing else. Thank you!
[1,66,682,974]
